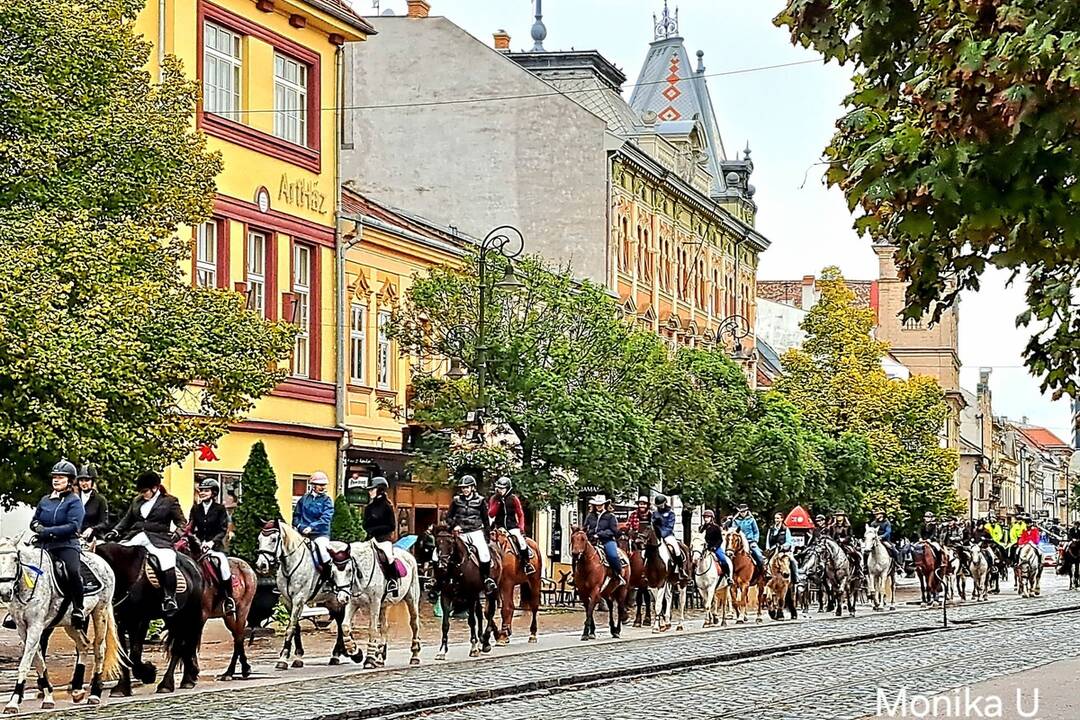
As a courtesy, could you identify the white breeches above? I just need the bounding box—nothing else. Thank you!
[659,535,681,565]
[462,530,490,563]
[312,535,332,564]
[208,550,231,581]
[121,533,176,570]
[508,528,527,553]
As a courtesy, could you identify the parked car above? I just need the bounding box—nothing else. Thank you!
[1038,541,1058,567]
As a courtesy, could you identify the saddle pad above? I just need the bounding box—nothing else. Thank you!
[144,561,188,594]
[594,546,629,568]
[51,560,104,597]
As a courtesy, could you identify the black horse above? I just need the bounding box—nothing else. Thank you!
[95,544,206,694]
[1058,539,1080,589]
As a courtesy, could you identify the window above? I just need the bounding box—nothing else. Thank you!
[195,222,218,288]
[274,53,308,146]
[350,303,366,384]
[291,244,311,378]
[203,22,242,120]
[291,475,310,508]
[377,310,392,390]
[246,230,267,317]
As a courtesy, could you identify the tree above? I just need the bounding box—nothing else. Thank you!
[775,268,960,532]
[331,494,365,543]
[231,442,281,564]
[0,0,295,503]
[775,0,1080,398]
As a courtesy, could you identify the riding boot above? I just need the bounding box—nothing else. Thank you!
[519,548,535,575]
[161,568,179,616]
[480,561,497,593]
[219,578,236,615]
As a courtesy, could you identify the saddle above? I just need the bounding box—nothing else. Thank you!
[370,543,408,580]
[144,556,188,593]
[51,559,104,597]
[594,545,629,571]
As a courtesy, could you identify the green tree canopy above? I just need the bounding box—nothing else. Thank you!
[231,441,280,564]
[331,494,365,544]
[775,0,1080,398]
[0,0,295,503]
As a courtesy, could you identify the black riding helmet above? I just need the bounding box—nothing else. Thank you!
[77,463,98,482]
[50,459,77,485]
[136,470,162,491]
[197,476,220,495]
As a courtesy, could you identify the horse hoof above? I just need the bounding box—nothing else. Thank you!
[496,637,509,646]
[180,681,196,690]
[275,661,289,671]
[291,659,304,669]
[676,624,684,632]
[632,620,641,628]
[87,696,100,706]
[71,690,86,704]
[40,701,54,710]
[435,652,446,661]
[469,649,480,658]
[580,635,590,642]
[328,657,341,666]
[482,644,492,654]
[2,706,16,715]
[410,657,421,666]
[528,635,537,644]
[109,687,130,698]
[217,674,233,682]
[155,686,174,694]
[611,631,620,639]
[363,658,378,670]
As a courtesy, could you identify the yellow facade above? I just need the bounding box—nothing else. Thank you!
[135,0,372,509]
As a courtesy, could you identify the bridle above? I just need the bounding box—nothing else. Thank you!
[0,543,44,605]
[257,527,307,584]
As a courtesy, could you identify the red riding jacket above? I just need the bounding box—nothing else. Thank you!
[1018,527,1040,546]
[488,493,526,533]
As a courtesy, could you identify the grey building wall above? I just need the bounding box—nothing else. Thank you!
[342,17,610,283]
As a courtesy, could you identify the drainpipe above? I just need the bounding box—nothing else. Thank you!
[334,44,348,496]
[158,0,166,81]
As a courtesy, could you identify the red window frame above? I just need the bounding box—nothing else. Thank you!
[191,217,231,289]
[197,1,322,173]
[243,226,279,321]
[289,239,322,381]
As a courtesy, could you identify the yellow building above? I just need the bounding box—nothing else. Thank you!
[339,187,464,535]
[134,0,373,510]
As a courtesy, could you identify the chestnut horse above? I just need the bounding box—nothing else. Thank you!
[619,534,652,628]
[569,529,628,640]
[912,541,946,606]
[722,528,764,624]
[764,549,797,621]
[492,529,542,645]
[175,535,258,680]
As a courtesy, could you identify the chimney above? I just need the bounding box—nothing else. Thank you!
[406,0,430,18]
[801,275,817,310]
[493,29,511,52]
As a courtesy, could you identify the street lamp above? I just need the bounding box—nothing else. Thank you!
[714,313,752,362]
[445,225,526,414]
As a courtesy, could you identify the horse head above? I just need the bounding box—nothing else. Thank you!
[568,527,590,566]
[862,525,878,553]
[255,518,283,576]
[328,547,355,603]
[723,527,746,556]
[689,534,707,565]
[432,525,460,575]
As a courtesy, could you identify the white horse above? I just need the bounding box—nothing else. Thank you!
[255,520,349,669]
[689,535,730,628]
[861,526,895,611]
[967,541,991,602]
[330,539,422,669]
[0,537,122,714]
[1014,544,1043,598]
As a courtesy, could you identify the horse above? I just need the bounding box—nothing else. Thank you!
[94,542,204,695]
[764,548,797,621]
[944,543,967,601]
[796,544,825,613]
[967,541,991,602]
[0,537,122,714]
[861,526,895,612]
[430,525,500,659]
[569,528,628,640]
[174,535,258,680]
[689,535,729,627]
[639,525,689,632]
[619,533,652,628]
[1058,539,1080,590]
[816,537,856,617]
[330,539,422,668]
[722,528,764,624]
[254,519,349,670]
[491,529,542,645]
[911,541,945,606]
[1014,543,1043,598]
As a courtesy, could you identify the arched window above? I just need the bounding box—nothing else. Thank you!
[642,229,653,282]
[620,216,631,271]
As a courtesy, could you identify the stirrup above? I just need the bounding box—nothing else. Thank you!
[523,562,536,575]
[2,614,15,630]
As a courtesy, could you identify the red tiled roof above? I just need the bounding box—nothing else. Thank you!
[757,278,875,309]
[1017,426,1070,450]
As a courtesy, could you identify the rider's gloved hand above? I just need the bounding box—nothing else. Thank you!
[29,520,43,534]
[301,527,312,536]
[103,530,120,542]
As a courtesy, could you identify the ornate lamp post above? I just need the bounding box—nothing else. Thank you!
[444,226,526,415]
[713,313,752,362]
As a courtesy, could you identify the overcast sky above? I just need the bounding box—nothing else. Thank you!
[357,0,1075,444]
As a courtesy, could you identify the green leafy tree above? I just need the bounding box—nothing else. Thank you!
[230,442,281,564]
[331,494,365,543]
[0,0,295,503]
[775,0,1080,398]
[775,268,960,533]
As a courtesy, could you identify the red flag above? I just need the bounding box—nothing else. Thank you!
[198,445,219,462]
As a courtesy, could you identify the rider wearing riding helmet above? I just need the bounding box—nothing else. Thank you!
[30,460,87,629]
[584,495,625,587]
[808,514,827,546]
[698,510,732,576]
[625,496,652,537]
[447,475,497,593]
[293,471,335,581]
[1069,521,1080,543]
[764,512,798,583]
[651,495,683,572]
[488,476,533,575]
[109,470,186,615]
[364,476,401,593]
[186,477,235,613]
[869,508,900,566]
[76,464,109,542]
[919,511,944,565]
[1007,512,1028,563]
[732,504,766,577]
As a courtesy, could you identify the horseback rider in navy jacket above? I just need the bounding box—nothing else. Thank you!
[293,471,335,579]
[30,460,87,629]
[584,495,625,586]
[651,495,683,572]
[869,509,900,566]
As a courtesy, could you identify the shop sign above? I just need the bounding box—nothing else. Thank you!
[278,173,327,215]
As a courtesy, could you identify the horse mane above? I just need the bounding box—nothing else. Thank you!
[278,521,305,553]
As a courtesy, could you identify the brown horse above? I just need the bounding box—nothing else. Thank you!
[619,534,652,628]
[912,541,945,605]
[723,528,764,624]
[569,529,629,640]
[764,549,797,621]
[639,526,690,632]
[431,526,501,659]
[175,535,258,680]
[492,529,542,645]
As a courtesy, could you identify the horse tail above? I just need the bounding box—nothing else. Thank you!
[99,601,124,680]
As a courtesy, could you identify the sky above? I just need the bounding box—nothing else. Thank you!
[353,0,1076,445]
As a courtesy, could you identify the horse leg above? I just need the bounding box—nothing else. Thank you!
[5,621,44,714]
[155,647,180,694]
[467,597,480,658]
[364,597,381,669]
[32,653,53,710]
[275,600,302,670]
[407,583,422,665]
[435,593,451,661]
[497,577,513,645]
[633,588,643,628]
[528,586,539,644]
[219,614,242,680]
[327,605,346,666]
[607,597,620,639]
[64,624,89,703]
[482,591,497,653]
[291,615,306,669]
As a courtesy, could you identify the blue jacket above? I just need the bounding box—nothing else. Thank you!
[585,511,619,543]
[32,492,85,551]
[871,519,892,541]
[733,515,760,544]
[652,508,676,538]
[293,492,334,537]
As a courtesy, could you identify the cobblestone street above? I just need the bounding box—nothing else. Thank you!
[8,576,1080,719]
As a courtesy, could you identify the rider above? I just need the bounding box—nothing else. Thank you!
[186,477,235,614]
[447,475,497,593]
[1018,515,1042,560]
[293,471,335,582]
[732,504,766,578]
[978,512,1007,567]
[699,510,731,577]
[829,510,860,572]
[1007,512,1028,563]
[651,495,682,573]
[919,511,944,566]
[944,516,969,573]
[584,495,625,587]
[110,470,186,616]
[76,464,109,542]
[764,511,798,583]
[624,496,652,538]
[30,460,87,630]
[487,476,533,575]
[363,476,401,593]
[808,514,827,547]
[869,508,900,567]
[1069,521,1080,543]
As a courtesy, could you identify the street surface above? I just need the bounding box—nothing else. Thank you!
[4,574,1079,719]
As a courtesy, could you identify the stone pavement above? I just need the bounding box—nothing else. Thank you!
[16,587,1080,720]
